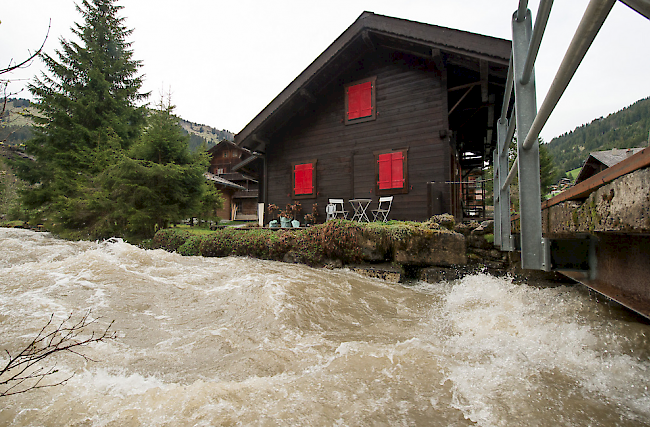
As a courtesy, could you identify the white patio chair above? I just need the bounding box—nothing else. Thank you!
[326,203,336,221]
[372,196,393,222]
[328,199,349,219]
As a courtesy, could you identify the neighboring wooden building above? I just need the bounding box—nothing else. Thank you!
[236,12,511,222]
[207,141,260,220]
[575,147,645,184]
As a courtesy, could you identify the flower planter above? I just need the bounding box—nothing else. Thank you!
[291,220,300,228]
[280,217,291,228]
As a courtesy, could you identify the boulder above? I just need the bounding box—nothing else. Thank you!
[428,213,456,230]
[418,267,463,283]
[471,220,494,236]
[467,234,493,250]
[454,221,479,236]
[357,232,389,262]
[392,230,467,266]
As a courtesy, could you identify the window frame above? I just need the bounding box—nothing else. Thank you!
[374,149,409,195]
[292,159,317,200]
[344,76,377,125]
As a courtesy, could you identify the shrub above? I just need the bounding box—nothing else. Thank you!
[178,235,203,256]
[152,229,191,252]
[199,229,235,257]
[311,220,363,263]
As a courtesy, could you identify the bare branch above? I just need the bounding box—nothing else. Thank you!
[0,19,51,76]
[0,310,116,397]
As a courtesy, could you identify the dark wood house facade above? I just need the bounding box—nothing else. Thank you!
[236,12,511,222]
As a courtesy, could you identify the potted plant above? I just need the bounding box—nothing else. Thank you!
[279,207,292,228]
[267,203,280,228]
[306,203,320,226]
[288,202,302,227]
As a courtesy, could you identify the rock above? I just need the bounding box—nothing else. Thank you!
[392,230,467,266]
[418,267,462,283]
[357,232,389,262]
[429,213,456,230]
[282,251,301,264]
[453,221,479,236]
[467,234,493,250]
[323,259,343,269]
[480,220,494,234]
[471,220,494,236]
[351,266,401,283]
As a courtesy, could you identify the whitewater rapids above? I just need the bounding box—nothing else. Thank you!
[0,228,648,426]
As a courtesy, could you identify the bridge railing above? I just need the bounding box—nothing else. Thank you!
[492,0,649,270]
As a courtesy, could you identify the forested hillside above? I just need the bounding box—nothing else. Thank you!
[179,119,234,150]
[1,97,233,151]
[0,98,39,144]
[547,96,650,173]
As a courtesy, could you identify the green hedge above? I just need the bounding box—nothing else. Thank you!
[152,229,192,252]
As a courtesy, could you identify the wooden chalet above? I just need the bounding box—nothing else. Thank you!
[236,12,511,222]
[575,147,645,184]
[206,141,260,220]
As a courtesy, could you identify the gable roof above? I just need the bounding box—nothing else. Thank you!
[590,148,645,167]
[235,11,511,151]
[575,147,645,183]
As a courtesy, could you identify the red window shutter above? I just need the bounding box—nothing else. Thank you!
[378,152,404,190]
[358,81,372,118]
[377,153,392,189]
[347,81,372,120]
[347,85,361,120]
[294,163,313,195]
[391,152,404,188]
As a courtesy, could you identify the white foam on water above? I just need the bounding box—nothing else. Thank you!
[437,273,650,426]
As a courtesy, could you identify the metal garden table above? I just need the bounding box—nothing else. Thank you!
[349,198,372,222]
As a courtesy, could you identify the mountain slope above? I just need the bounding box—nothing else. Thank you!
[547,96,650,173]
[1,98,234,150]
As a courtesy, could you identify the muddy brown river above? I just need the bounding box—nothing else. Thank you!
[0,228,648,426]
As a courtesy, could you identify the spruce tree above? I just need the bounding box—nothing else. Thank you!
[102,99,222,238]
[539,141,559,197]
[15,0,147,233]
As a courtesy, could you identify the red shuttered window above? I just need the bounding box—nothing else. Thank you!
[294,163,313,195]
[345,76,376,125]
[347,81,372,120]
[292,160,317,199]
[375,150,408,195]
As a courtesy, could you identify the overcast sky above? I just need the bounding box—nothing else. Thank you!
[2,0,649,142]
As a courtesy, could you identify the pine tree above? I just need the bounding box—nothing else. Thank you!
[539,141,558,197]
[102,99,222,238]
[15,0,147,233]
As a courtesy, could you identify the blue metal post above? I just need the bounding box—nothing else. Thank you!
[512,8,544,269]
[497,118,513,251]
[493,149,501,248]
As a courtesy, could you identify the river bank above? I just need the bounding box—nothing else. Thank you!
[151,216,566,285]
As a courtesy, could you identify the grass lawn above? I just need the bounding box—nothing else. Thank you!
[567,167,581,181]
[171,224,217,235]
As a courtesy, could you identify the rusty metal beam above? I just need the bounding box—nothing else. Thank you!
[558,233,650,320]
